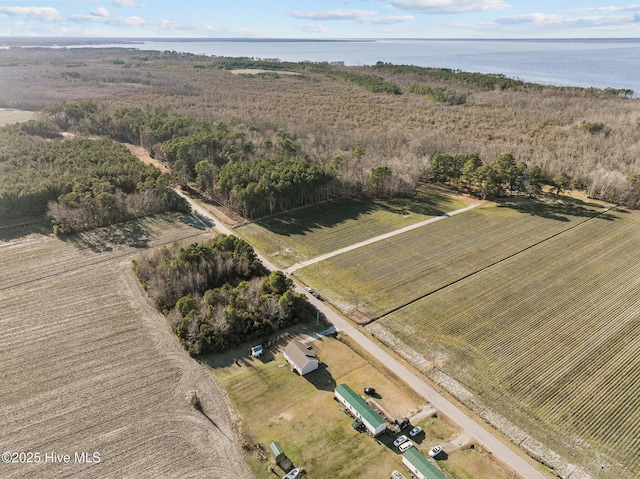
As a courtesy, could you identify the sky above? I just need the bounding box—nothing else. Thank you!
[0,1,639,38]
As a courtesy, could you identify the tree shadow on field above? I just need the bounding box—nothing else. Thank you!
[254,198,377,236]
[193,403,233,443]
[253,189,455,237]
[0,218,50,242]
[497,194,619,222]
[58,218,153,253]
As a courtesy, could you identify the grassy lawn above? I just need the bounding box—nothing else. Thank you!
[295,198,608,318]
[375,208,640,479]
[212,323,528,479]
[236,185,470,268]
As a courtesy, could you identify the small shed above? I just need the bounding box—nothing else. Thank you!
[334,383,386,436]
[269,441,294,472]
[402,447,446,479]
[283,340,319,376]
[269,441,285,462]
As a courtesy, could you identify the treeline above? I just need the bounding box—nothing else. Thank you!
[42,101,338,218]
[372,62,539,91]
[405,85,466,105]
[430,153,551,198]
[133,235,309,355]
[4,48,638,209]
[0,124,185,228]
[331,71,402,95]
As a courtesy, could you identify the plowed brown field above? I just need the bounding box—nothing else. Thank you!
[0,214,252,479]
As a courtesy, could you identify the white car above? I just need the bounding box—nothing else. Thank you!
[398,441,414,452]
[393,435,408,448]
[428,445,443,457]
[408,426,422,437]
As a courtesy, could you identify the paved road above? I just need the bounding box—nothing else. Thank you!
[177,189,548,479]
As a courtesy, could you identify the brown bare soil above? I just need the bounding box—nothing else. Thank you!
[0,214,252,478]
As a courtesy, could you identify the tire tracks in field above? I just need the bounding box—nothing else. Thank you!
[0,228,209,293]
[370,205,619,324]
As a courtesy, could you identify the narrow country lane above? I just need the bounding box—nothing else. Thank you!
[175,188,549,479]
[284,203,481,274]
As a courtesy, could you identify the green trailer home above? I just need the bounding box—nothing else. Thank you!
[334,383,386,436]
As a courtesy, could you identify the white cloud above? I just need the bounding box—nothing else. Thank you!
[112,0,139,7]
[291,9,378,21]
[291,8,413,24]
[91,7,110,18]
[0,6,62,22]
[570,4,640,14]
[299,23,329,33]
[389,0,510,14]
[70,13,146,26]
[496,12,640,29]
[495,13,562,26]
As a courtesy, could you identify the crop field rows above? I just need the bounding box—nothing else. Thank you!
[296,201,608,318]
[375,210,640,478]
[237,187,468,268]
[0,214,252,479]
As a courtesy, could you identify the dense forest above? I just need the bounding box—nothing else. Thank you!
[0,47,639,208]
[133,235,309,355]
[0,124,186,231]
[38,101,339,218]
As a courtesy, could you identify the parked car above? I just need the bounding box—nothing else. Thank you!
[396,417,410,429]
[408,426,422,437]
[304,286,321,299]
[398,441,414,452]
[250,345,263,357]
[363,387,376,395]
[428,445,443,457]
[393,435,408,448]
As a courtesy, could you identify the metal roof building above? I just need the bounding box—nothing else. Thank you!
[334,383,386,436]
[402,447,447,479]
[283,340,319,376]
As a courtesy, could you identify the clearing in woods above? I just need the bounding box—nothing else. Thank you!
[0,213,252,479]
[0,108,35,125]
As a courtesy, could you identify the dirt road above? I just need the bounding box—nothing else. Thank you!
[284,203,481,274]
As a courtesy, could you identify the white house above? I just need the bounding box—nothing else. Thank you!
[283,340,319,376]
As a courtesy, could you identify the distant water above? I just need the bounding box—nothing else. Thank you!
[70,38,640,94]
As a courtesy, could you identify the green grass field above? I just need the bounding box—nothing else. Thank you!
[236,186,469,268]
[295,198,609,318]
[213,331,520,479]
[214,334,421,479]
[375,208,640,479]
